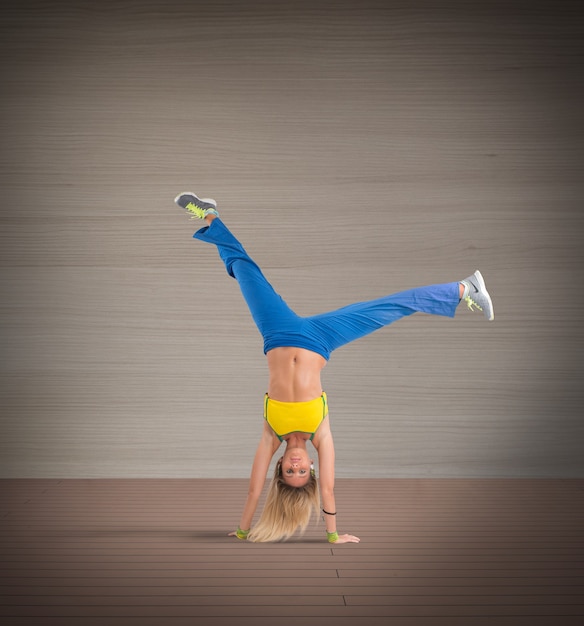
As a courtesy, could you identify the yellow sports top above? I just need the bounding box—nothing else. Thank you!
[264,392,328,441]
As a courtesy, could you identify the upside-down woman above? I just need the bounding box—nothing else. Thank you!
[175,192,494,544]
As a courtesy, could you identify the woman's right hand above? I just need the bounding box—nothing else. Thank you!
[332,533,360,543]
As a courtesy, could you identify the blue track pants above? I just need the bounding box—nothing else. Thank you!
[194,219,460,361]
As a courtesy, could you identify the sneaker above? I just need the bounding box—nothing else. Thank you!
[461,270,494,321]
[174,192,219,219]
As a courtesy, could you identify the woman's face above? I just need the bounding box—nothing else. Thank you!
[280,448,313,488]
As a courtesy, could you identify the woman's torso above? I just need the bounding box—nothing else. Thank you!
[266,347,327,402]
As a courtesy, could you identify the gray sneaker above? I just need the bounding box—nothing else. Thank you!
[461,270,494,321]
[174,192,219,219]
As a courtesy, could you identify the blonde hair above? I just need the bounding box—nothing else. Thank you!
[247,460,320,542]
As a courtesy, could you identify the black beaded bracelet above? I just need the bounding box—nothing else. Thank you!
[322,508,337,515]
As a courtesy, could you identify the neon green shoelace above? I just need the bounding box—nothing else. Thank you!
[185,202,206,219]
[464,295,483,312]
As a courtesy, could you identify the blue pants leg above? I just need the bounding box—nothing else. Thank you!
[194,219,460,360]
[304,284,459,358]
[193,218,303,340]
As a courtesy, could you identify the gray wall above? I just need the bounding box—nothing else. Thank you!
[1,0,583,478]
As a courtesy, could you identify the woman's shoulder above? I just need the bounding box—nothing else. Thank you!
[311,413,331,449]
[262,420,283,450]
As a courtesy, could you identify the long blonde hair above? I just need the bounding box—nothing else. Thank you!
[247,460,320,542]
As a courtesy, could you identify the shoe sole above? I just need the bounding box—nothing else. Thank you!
[473,270,495,321]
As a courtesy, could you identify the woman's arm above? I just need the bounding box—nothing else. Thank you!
[229,421,280,537]
[316,425,360,544]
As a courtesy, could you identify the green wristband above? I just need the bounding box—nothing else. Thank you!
[236,527,249,540]
[326,531,339,543]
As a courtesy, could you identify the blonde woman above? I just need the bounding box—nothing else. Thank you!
[175,192,494,544]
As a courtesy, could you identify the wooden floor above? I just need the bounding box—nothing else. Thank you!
[1,479,583,626]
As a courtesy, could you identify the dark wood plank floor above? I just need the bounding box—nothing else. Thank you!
[1,479,583,626]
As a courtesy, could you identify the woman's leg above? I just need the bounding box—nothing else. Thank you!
[187,202,492,360]
[193,218,303,343]
[302,282,461,358]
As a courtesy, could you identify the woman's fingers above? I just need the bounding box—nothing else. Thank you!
[228,530,360,543]
[334,533,360,544]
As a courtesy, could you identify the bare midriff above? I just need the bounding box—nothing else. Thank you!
[266,347,327,402]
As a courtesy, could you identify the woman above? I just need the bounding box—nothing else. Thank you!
[175,192,494,544]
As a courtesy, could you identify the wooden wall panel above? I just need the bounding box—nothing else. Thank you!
[1,0,583,477]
